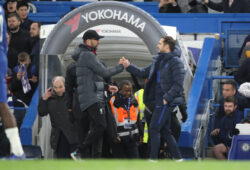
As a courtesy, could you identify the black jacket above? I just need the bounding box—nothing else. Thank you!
[72,44,124,111]
[235,58,250,85]
[9,28,32,54]
[207,0,250,13]
[20,17,33,31]
[159,4,181,13]
[30,36,40,70]
[38,94,79,150]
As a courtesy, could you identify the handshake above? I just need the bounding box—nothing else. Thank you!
[119,57,130,68]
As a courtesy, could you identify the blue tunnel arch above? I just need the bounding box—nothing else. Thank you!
[40,1,167,56]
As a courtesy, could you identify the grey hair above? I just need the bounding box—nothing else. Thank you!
[52,76,65,85]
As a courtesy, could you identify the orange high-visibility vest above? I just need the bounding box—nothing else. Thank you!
[109,96,139,127]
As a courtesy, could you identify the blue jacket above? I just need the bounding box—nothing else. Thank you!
[126,47,185,105]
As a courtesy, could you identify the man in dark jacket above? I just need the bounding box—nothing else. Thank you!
[159,0,182,13]
[213,81,248,130]
[7,13,32,68]
[29,22,41,71]
[38,76,79,158]
[235,57,250,85]
[65,62,90,158]
[71,30,124,159]
[120,36,184,160]
[16,1,33,31]
[65,61,119,158]
[211,96,243,160]
[204,0,250,13]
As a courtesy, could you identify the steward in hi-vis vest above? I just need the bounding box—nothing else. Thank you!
[109,80,143,158]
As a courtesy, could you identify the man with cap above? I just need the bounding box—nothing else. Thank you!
[70,30,124,160]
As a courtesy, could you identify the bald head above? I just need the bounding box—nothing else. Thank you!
[52,76,65,96]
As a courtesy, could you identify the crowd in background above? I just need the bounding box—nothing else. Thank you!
[0,0,250,160]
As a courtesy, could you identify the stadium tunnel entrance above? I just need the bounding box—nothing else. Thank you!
[38,1,173,158]
[40,1,167,93]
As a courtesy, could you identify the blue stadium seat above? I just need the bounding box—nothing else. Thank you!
[228,135,250,160]
[23,145,42,159]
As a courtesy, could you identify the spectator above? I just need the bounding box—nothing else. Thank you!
[213,80,248,144]
[238,82,250,107]
[159,0,181,13]
[189,0,208,13]
[203,0,250,13]
[109,80,143,158]
[235,54,250,86]
[4,0,17,20]
[239,44,250,66]
[7,13,32,66]
[16,0,33,31]
[7,31,18,70]
[70,30,124,160]
[120,36,184,160]
[211,96,243,160]
[238,35,250,61]
[38,76,79,159]
[9,52,38,106]
[29,22,41,70]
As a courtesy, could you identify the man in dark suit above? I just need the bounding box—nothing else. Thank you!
[204,0,250,13]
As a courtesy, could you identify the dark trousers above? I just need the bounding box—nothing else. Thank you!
[138,143,149,159]
[81,102,107,158]
[171,113,181,142]
[111,137,139,158]
[149,105,182,159]
[56,132,71,159]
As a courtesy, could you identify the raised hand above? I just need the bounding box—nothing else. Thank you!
[119,57,130,68]
[29,75,38,83]
[108,85,118,94]
[42,87,53,100]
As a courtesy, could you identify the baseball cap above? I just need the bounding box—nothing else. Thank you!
[82,30,104,41]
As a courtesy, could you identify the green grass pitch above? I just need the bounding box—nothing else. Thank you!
[0,160,250,170]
